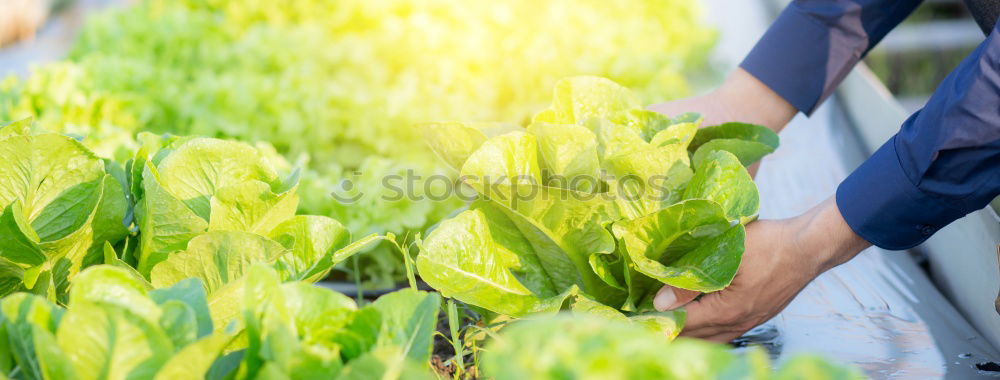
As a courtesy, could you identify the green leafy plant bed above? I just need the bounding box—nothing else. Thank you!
[0,0,718,289]
[0,118,379,305]
[0,115,862,379]
[0,265,443,379]
[0,119,449,379]
[417,76,779,336]
[422,302,863,379]
[480,315,864,380]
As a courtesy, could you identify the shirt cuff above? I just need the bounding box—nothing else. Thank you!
[739,6,836,115]
[836,137,973,250]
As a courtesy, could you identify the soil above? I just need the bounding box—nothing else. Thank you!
[315,280,434,300]
[430,309,479,379]
[977,362,1000,372]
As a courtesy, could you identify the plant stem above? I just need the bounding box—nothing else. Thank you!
[447,299,464,378]
[392,233,418,290]
[352,255,363,304]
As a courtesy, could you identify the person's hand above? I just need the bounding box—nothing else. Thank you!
[652,197,871,342]
[648,68,797,177]
[648,68,798,133]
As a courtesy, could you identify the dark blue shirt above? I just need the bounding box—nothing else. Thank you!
[741,0,1000,250]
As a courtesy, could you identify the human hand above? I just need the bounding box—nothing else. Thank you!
[0,0,49,46]
[648,68,798,176]
[652,197,871,343]
[648,68,797,133]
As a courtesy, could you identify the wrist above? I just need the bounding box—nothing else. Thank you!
[714,68,797,133]
[791,197,871,275]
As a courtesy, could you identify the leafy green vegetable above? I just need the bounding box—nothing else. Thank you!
[224,265,439,379]
[149,231,287,293]
[0,5,864,377]
[0,293,64,379]
[335,347,437,380]
[0,265,439,379]
[419,76,779,332]
[132,135,290,275]
[482,314,864,380]
[417,203,562,317]
[689,122,780,167]
[683,150,759,224]
[111,134,384,328]
[123,133,376,281]
[0,125,128,302]
[148,278,212,337]
[365,289,441,362]
[57,302,174,379]
[612,200,746,293]
[153,332,233,380]
[0,125,383,340]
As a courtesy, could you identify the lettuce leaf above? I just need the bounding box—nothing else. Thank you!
[689,122,780,167]
[0,130,128,301]
[234,265,438,379]
[128,136,377,291]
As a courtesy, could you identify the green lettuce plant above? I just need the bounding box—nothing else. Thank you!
[117,133,384,327]
[0,119,128,301]
[0,264,439,380]
[417,77,779,336]
[0,123,438,378]
[0,121,381,319]
[482,314,864,380]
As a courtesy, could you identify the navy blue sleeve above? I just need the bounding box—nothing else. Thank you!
[837,23,1000,250]
[740,0,923,114]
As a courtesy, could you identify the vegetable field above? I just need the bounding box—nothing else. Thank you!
[0,0,716,288]
[0,0,864,379]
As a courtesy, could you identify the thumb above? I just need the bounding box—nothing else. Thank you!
[653,285,701,311]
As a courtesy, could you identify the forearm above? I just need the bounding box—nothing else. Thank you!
[702,0,924,135]
[740,0,923,115]
[837,22,1000,250]
[713,68,796,134]
[792,197,871,275]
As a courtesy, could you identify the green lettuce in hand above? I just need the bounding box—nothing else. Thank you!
[418,77,779,336]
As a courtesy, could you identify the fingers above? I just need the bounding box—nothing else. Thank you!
[653,285,701,311]
[682,292,725,326]
[679,321,742,342]
[747,161,761,178]
[700,332,743,344]
[677,292,750,341]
